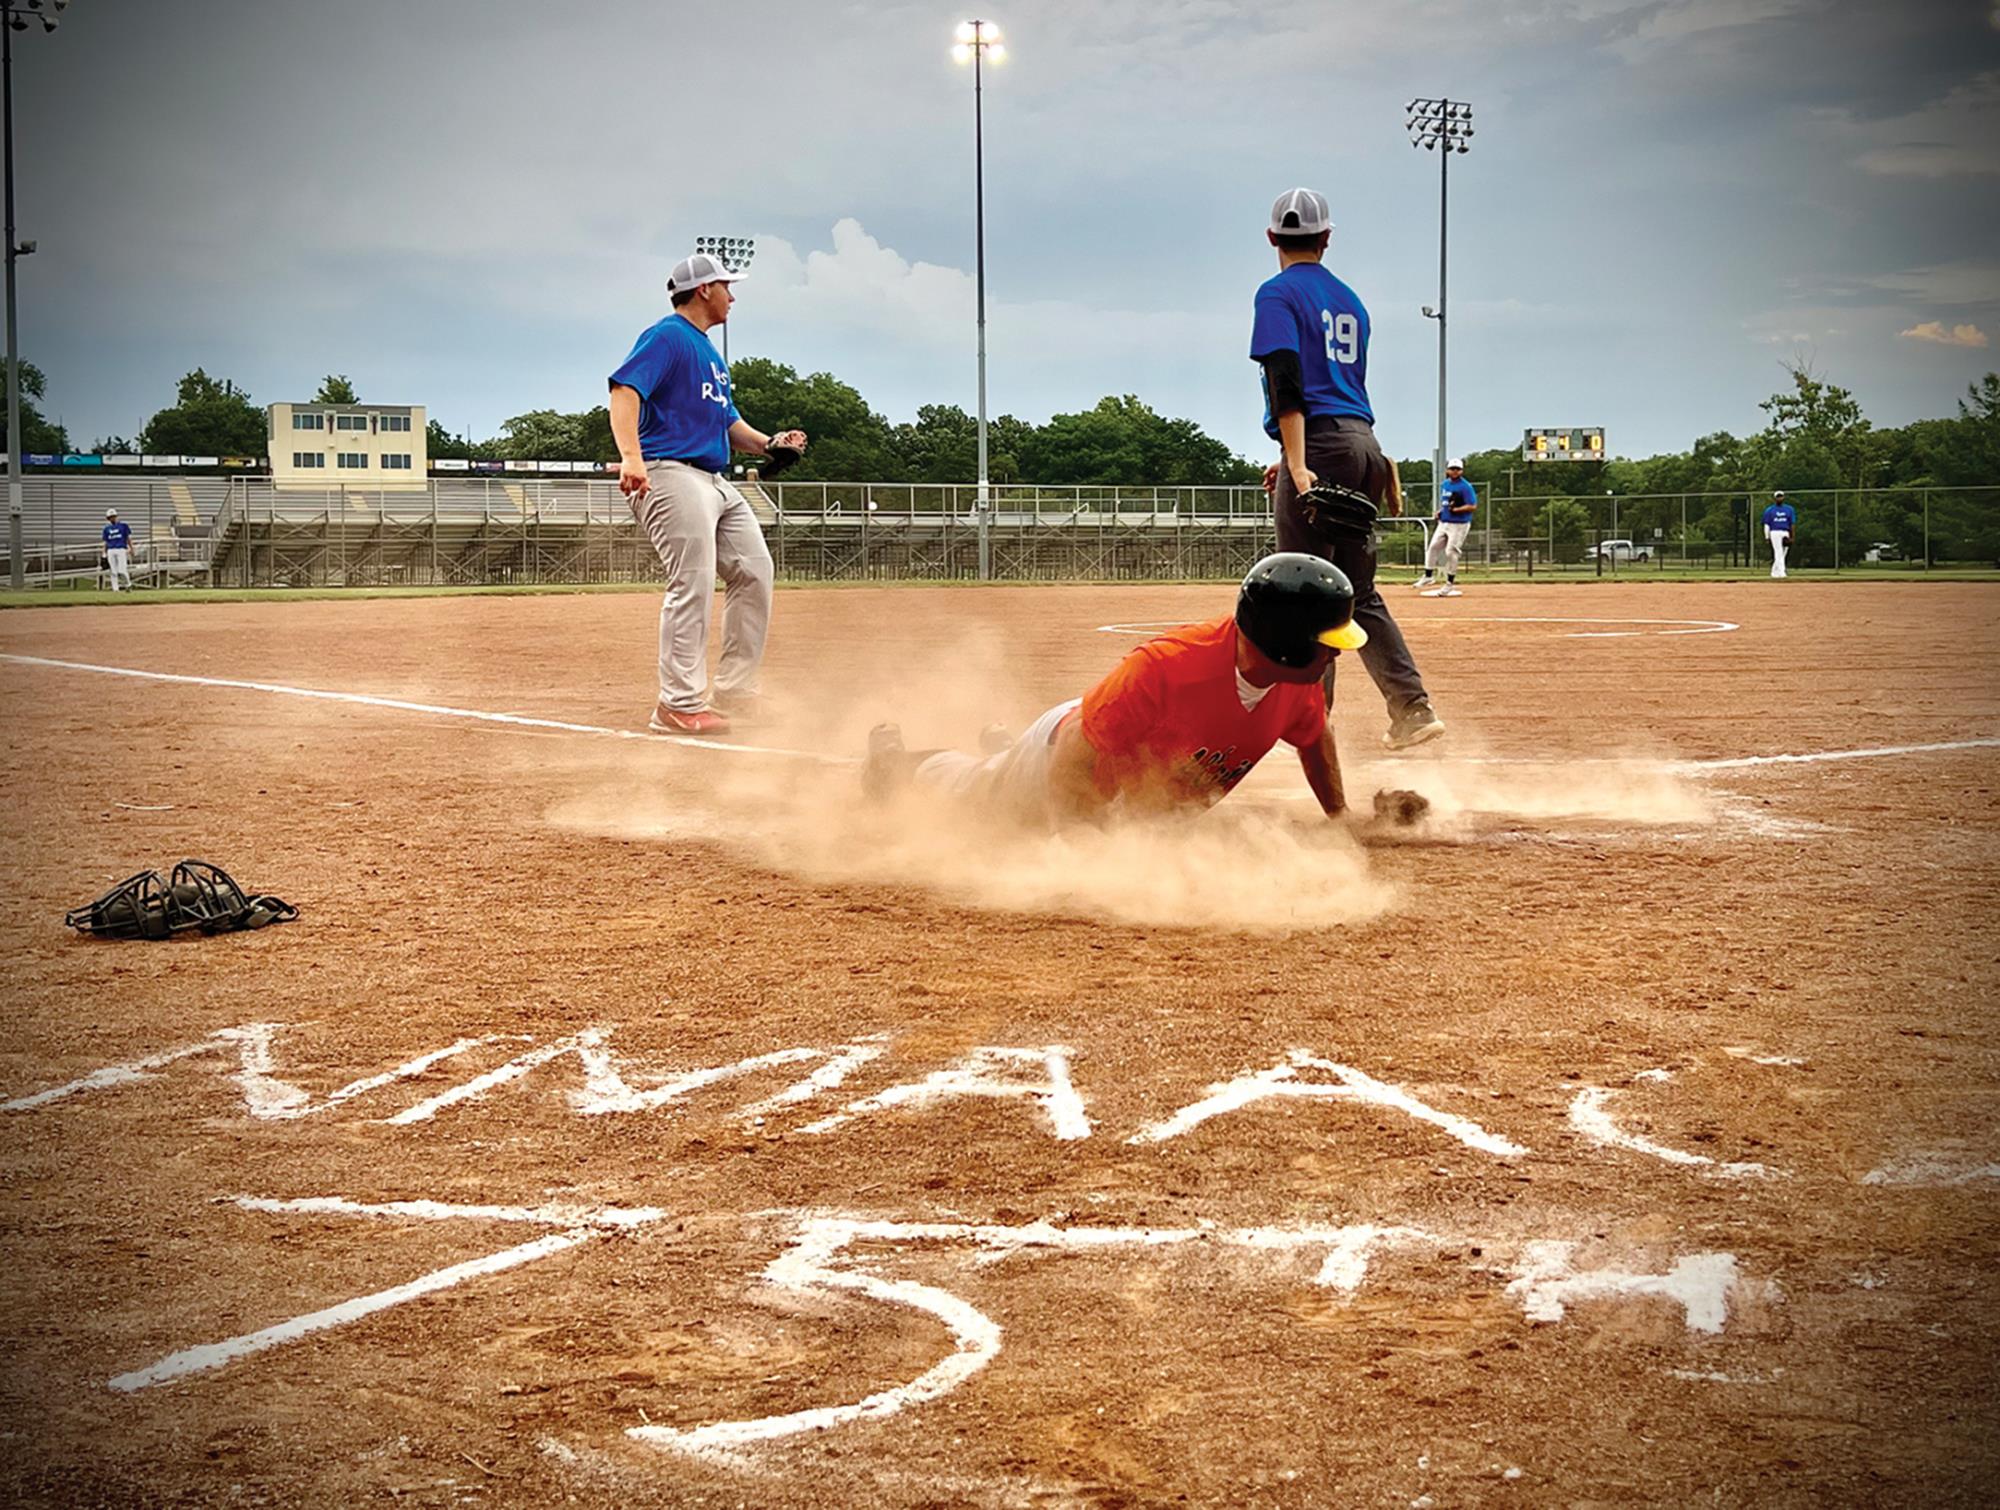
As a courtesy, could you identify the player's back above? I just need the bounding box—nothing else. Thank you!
[1079,616,1324,807]
[1251,263,1374,428]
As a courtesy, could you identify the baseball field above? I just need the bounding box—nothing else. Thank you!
[2,578,1996,1507]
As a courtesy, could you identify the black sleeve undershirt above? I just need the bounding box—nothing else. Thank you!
[1257,350,1306,420]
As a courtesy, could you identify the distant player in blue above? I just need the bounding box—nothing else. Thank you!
[1761,491,1797,579]
[101,509,133,592]
[1415,458,1476,596]
[608,251,808,737]
[1251,187,1443,751]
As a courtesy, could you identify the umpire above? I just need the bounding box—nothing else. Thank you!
[1251,188,1444,750]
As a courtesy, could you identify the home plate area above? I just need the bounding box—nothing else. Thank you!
[4,1013,1989,1505]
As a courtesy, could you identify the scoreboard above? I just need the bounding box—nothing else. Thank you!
[1522,427,1605,462]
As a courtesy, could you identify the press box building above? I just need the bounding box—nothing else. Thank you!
[268,403,428,489]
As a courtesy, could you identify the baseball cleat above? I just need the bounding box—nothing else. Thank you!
[1382,700,1446,751]
[1433,585,1463,597]
[711,691,770,726]
[977,722,1013,755]
[863,723,908,800]
[649,703,730,736]
[1412,575,1436,590]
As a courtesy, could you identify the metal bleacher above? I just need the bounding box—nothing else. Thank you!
[6,474,233,586]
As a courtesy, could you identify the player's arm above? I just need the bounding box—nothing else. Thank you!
[1296,722,1348,819]
[608,384,648,497]
[1257,350,1315,492]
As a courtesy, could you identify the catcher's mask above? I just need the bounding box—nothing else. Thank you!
[1235,552,1368,668]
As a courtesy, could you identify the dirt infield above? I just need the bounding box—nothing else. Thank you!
[2,580,1997,1507]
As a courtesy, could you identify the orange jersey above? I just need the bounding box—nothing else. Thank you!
[1077,616,1326,806]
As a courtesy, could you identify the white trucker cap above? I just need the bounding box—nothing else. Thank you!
[1447,457,1465,470]
[1269,187,1333,236]
[666,251,747,296]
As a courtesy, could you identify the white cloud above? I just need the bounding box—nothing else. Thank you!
[1899,321,1990,348]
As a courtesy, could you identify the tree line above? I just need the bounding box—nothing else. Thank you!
[11,356,1998,562]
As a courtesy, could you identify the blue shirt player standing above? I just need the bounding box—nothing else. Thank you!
[1416,459,1478,596]
[101,509,133,592]
[1761,491,1797,579]
[1250,187,1444,751]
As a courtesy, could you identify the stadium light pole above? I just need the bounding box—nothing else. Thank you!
[693,235,755,367]
[953,19,1003,579]
[1406,97,1472,507]
[4,0,65,589]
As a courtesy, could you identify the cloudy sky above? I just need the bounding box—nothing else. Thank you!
[17,0,2000,465]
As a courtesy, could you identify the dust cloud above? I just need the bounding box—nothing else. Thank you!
[543,626,1393,933]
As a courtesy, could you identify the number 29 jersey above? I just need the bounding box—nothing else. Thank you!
[1250,261,1374,438]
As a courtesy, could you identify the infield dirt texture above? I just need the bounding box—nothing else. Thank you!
[2,580,1996,1507]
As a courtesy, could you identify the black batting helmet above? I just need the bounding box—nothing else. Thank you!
[1235,553,1368,668]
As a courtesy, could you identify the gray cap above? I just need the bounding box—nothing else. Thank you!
[667,251,747,297]
[1270,187,1333,236]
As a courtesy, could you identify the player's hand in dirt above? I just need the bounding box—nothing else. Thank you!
[1369,787,1431,831]
[618,457,651,499]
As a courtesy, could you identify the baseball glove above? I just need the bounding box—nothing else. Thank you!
[759,441,802,478]
[65,859,298,940]
[1297,483,1378,538]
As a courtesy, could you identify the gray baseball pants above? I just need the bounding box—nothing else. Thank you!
[1272,416,1431,720]
[632,460,774,713]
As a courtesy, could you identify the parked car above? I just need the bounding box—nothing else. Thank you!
[1582,539,1651,563]
[1862,542,1903,563]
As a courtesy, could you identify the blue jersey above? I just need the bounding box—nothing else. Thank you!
[608,314,740,472]
[1438,477,1478,523]
[1250,262,1374,437]
[1762,502,1796,533]
[102,521,131,550]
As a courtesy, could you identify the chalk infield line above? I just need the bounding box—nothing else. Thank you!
[111,1192,1772,1464]
[4,652,1995,775]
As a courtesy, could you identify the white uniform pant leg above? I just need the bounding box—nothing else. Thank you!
[1437,521,1470,577]
[710,479,775,698]
[106,548,131,591]
[914,699,1081,822]
[1766,526,1789,578]
[635,462,725,713]
[1422,520,1447,574]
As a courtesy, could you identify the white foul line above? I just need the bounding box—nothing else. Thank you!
[1692,738,2000,770]
[0,654,842,764]
[6,652,1991,775]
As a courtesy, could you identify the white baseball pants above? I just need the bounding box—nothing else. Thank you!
[915,699,1082,824]
[1765,526,1790,578]
[632,460,774,713]
[1424,519,1471,577]
[105,548,131,591]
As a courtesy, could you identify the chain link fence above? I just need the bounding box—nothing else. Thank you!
[3,477,1994,587]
